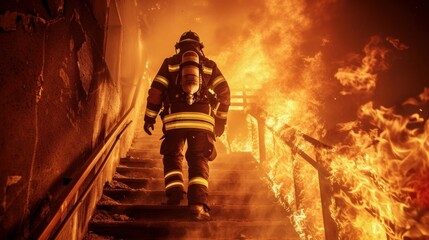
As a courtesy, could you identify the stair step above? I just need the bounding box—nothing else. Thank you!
[102,189,278,205]
[115,166,260,179]
[126,150,256,161]
[120,156,259,170]
[130,142,161,149]
[88,220,298,240]
[115,166,163,178]
[127,150,162,159]
[112,177,152,189]
[132,133,163,140]
[120,158,163,168]
[95,204,288,221]
[112,176,268,191]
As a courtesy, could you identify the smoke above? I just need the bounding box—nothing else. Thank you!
[138,0,264,69]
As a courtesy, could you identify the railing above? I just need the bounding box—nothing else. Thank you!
[30,74,145,240]
[228,89,400,240]
[228,89,337,239]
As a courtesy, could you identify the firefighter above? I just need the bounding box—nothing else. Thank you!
[143,31,230,220]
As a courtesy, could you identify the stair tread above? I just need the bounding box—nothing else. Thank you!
[120,158,258,170]
[96,204,281,210]
[102,189,274,196]
[112,176,264,183]
[102,189,278,205]
[116,165,259,173]
[88,219,299,239]
[90,219,291,225]
[95,204,285,216]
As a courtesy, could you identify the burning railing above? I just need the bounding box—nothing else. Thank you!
[224,89,429,240]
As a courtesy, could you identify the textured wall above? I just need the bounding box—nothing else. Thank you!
[0,1,143,239]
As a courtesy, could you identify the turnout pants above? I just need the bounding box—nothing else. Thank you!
[160,130,216,207]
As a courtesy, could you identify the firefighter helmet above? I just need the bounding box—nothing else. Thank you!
[175,31,204,50]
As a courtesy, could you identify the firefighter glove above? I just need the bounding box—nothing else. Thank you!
[214,123,225,137]
[144,122,154,135]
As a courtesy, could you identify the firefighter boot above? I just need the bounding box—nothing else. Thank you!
[163,191,185,205]
[189,204,210,221]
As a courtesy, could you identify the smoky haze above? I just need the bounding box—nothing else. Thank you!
[138,0,264,69]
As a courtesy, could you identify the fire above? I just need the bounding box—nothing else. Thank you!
[265,94,300,131]
[335,36,389,95]
[213,34,276,90]
[236,32,427,239]
[291,209,310,239]
[228,135,252,152]
[321,100,429,239]
[318,32,429,239]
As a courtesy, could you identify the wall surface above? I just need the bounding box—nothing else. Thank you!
[0,0,144,239]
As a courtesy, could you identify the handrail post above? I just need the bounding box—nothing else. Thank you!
[316,151,339,240]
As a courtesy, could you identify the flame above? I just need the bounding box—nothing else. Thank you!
[240,32,427,240]
[214,1,428,237]
[214,34,277,90]
[321,100,429,239]
[291,209,310,239]
[335,36,389,95]
[229,136,252,152]
[323,35,429,239]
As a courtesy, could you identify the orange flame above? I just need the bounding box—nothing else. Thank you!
[335,36,389,95]
[322,100,429,239]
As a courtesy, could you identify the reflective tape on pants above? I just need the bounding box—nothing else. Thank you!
[189,177,208,188]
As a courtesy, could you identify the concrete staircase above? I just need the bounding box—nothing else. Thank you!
[85,126,300,240]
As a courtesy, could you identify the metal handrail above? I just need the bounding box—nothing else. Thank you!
[30,75,144,240]
[50,119,133,239]
[246,112,338,239]
[30,111,133,240]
